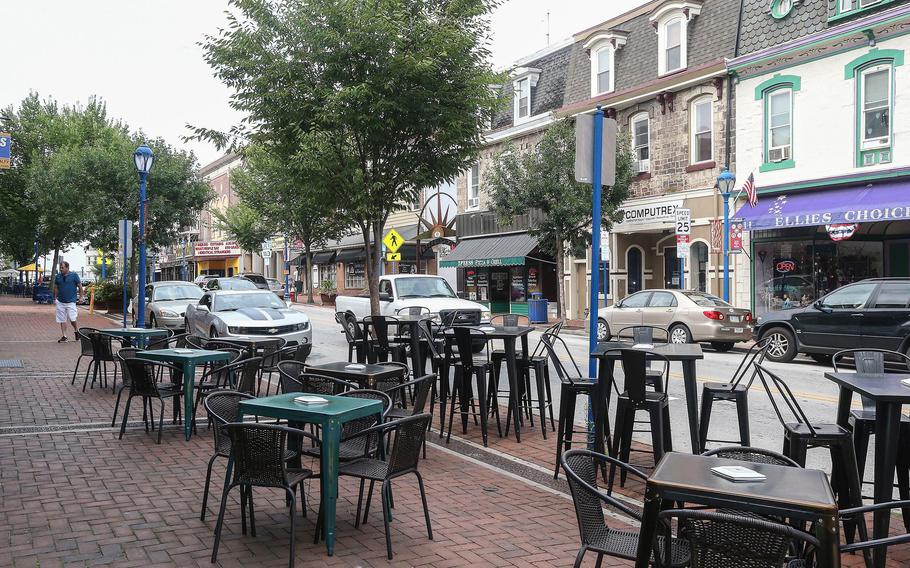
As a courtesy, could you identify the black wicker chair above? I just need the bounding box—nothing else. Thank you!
[147,332,189,350]
[185,335,207,349]
[72,326,99,385]
[210,423,319,568]
[318,413,433,560]
[702,445,801,467]
[561,449,689,568]
[118,358,185,444]
[301,389,391,463]
[192,351,249,426]
[200,390,256,521]
[276,362,356,395]
[657,508,818,568]
[112,348,143,428]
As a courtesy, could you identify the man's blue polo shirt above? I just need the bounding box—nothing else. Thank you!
[55,272,80,303]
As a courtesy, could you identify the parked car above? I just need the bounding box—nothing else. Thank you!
[185,289,312,353]
[754,278,910,363]
[335,274,491,324]
[266,278,285,297]
[239,272,270,290]
[204,277,258,292]
[131,281,204,329]
[596,289,753,351]
[194,274,217,288]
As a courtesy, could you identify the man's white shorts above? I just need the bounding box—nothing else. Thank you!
[55,301,78,323]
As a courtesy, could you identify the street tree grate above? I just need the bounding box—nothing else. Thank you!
[0,360,23,368]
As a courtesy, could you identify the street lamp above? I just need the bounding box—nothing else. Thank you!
[133,143,155,327]
[716,168,736,302]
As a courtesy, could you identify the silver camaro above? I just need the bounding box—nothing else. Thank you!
[185,289,312,348]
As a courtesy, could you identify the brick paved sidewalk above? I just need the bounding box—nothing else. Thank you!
[1,296,907,567]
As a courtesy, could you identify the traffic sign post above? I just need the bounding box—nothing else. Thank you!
[386,252,401,262]
[0,133,10,169]
[118,219,133,327]
[675,208,690,289]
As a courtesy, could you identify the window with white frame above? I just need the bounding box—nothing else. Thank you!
[860,64,891,151]
[516,78,530,119]
[595,48,612,94]
[690,97,713,163]
[344,262,365,289]
[630,113,650,173]
[467,164,480,210]
[664,19,682,72]
[766,88,792,163]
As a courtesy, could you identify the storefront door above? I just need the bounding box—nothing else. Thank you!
[663,247,680,289]
[887,241,910,277]
[489,268,511,313]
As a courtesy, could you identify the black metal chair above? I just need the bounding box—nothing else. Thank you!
[302,389,391,462]
[657,508,818,568]
[185,334,207,349]
[200,390,256,521]
[81,330,118,392]
[118,358,185,444]
[319,413,433,560]
[276,362,356,395]
[561,449,689,568]
[72,326,99,386]
[445,327,501,446]
[363,315,406,364]
[610,348,673,485]
[615,325,669,393]
[192,351,249,424]
[147,332,189,350]
[210,423,319,568]
[256,338,288,396]
[754,363,867,535]
[540,332,600,479]
[698,338,771,449]
[336,311,367,363]
[416,320,447,433]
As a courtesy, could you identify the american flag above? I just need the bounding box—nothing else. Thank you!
[742,172,757,207]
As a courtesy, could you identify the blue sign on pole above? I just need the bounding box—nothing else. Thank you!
[0,132,11,169]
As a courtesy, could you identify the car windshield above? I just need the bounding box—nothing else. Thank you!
[395,277,456,299]
[267,279,281,287]
[243,274,267,285]
[214,293,285,311]
[682,292,731,307]
[153,285,203,301]
[217,279,258,290]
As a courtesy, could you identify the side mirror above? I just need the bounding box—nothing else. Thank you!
[197,305,210,313]
[379,292,392,302]
[615,301,623,308]
[456,291,466,299]
[813,300,832,314]
[286,300,293,308]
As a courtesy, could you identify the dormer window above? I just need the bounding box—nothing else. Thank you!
[583,30,627,97]
[649,1,701,76]
[511,67,541,124]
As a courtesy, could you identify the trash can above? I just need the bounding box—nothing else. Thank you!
[527,292,548,323]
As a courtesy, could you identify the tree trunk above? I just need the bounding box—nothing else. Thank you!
[362,225,379,315]
[239,249,245,274]
[305,247,315,304]
[554,240,564,321]
[50,245,60,289]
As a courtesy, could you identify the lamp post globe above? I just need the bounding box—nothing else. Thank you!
[134,144,154,327]
[716,168,736,302]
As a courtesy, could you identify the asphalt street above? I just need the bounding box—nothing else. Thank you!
[293,303,881,484]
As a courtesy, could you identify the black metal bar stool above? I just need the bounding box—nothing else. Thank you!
[445,327,501,447]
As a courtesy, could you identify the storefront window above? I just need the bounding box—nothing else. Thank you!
[691,242,708,292]
[318,263,336,286]
[627,248,643,294]
[753,239,883,317]
[344,262,365,289]
[510,267,526,302]
[663,247,680,289]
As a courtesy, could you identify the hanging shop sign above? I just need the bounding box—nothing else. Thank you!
[616,199,684,228]
[194,240,241,257]
[710,219,723,253]
[826,223,858,242]
[729,221,744,254]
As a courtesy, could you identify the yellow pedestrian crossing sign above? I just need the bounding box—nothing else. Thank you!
[383,229,404,253]
[386,252,401,262]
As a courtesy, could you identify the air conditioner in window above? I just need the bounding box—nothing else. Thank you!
[468,197,479,209]
[768,146,790,163]
[636,158,650,173]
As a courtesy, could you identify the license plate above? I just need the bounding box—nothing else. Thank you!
[729,315,740,323]
[735,327,744,333]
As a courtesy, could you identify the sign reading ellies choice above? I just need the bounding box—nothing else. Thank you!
[194,241,241,257]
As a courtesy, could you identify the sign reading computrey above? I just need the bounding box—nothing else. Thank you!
[616,200,684,227]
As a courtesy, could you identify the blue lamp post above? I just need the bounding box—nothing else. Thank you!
[133,144,155,327]
[716,168,736,302]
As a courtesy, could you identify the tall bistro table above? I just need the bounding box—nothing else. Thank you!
[827,371,910,568]
[307,361,406,389]
[444,325,533,442]
[636,452,841,568]
[361,314,430,376]
[101,327,169,348]
[591,342,704,454]
[136,348,231,441]
[237,393,383,556]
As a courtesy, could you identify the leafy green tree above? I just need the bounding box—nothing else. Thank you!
[212,202,273,274]
[193,0,503,313]
[231,145,349,303]
[483,119,633,319]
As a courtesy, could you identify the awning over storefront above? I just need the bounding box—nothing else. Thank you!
[335,248,365,263]
[312,250,337,264]
[736,180,910,230]
[439,233,538,268]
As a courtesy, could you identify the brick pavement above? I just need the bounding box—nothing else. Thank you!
[1,296,907,567]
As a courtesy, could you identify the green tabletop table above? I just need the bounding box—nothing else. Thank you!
[136,348,231,440]
[101,327,170,348]
[237,393,383,556]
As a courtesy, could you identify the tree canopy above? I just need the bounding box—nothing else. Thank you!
[193,0,503,312]
[483,119,633,318]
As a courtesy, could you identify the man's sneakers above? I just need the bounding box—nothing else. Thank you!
[57,336,67,343]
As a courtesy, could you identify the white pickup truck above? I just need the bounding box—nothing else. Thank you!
[335,274,491,324]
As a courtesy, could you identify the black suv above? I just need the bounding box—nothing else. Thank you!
[754,278,910,362]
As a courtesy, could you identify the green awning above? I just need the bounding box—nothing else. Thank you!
[439,233,537,268]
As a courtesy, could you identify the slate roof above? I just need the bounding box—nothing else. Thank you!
[490,43,573,131]
[563,0,741,107]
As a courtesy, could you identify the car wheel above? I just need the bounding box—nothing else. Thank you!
[149,314,157,329]
[597,319,610,342]
[710,341,735,353]
[762,327,797,363]
[669,324,691,344]
[210,326,219,338]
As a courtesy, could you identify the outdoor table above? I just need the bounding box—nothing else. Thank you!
[636,452,841,568]
[101,326,169,348]
[136,348,230,441]
[216,336,284,357]
[237,393,383,556]
[307,360,406,389]
[827,371,910,568]
[361,315,430,376]
[444,325,533,442]
[591,342,704,454]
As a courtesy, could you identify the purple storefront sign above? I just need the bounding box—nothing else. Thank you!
[735,180,910,230]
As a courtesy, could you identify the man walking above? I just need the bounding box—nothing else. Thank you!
[52,260,83,342]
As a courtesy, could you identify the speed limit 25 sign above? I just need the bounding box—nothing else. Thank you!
[675,208,691,259]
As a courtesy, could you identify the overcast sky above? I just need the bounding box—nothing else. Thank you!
[5,0,625,270]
